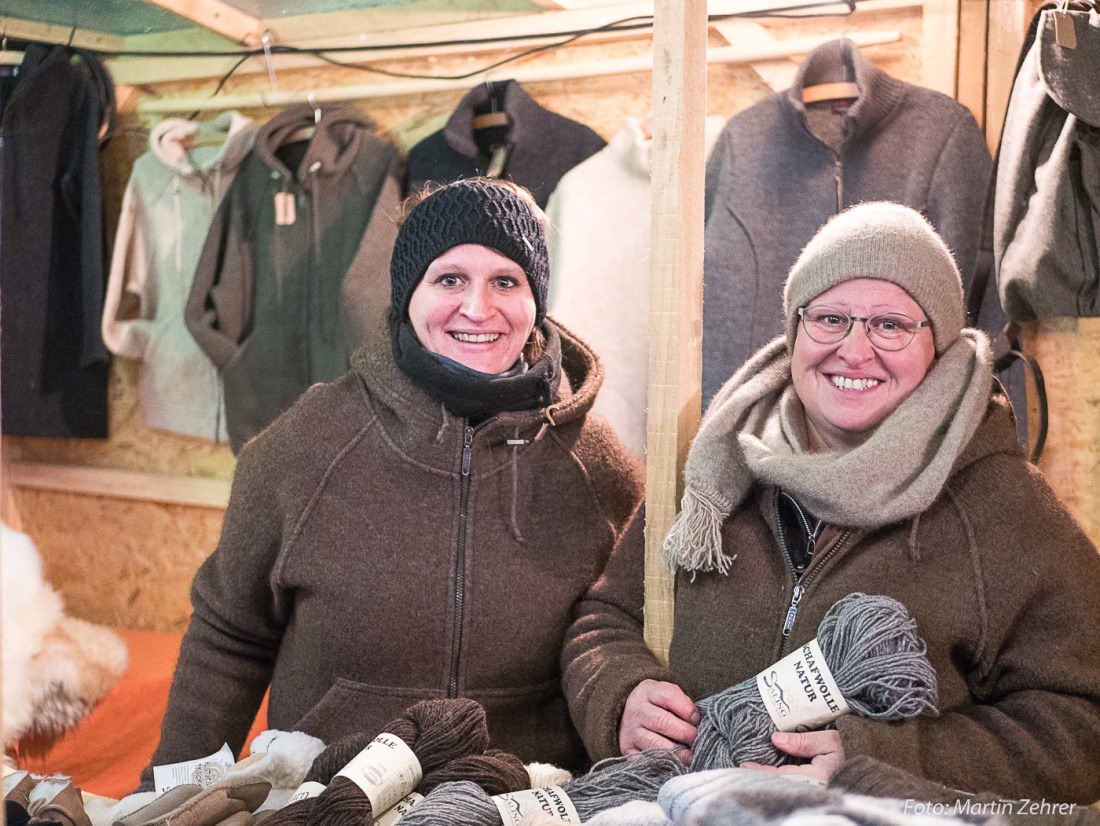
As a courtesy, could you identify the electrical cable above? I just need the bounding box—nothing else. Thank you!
[90,0,859,102]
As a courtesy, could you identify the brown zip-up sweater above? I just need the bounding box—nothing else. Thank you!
[143,319,643,783]
[563,393,1100,803]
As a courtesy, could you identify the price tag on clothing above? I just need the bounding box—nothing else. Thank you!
[1054,10,1078,47]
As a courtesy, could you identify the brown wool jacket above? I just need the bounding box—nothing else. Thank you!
[143,319,644,783]
[562,393,1100,804]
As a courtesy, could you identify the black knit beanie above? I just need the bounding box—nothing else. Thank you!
[390,179,550,324]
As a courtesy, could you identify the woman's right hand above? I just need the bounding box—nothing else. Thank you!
[619,679,699,761]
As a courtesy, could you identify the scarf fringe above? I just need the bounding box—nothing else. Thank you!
[663,486,735,574]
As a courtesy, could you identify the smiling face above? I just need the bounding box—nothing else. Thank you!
[408,243,537,375]
[791,278,936,452]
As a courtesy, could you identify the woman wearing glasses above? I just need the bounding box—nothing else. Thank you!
[563,202,1100,802]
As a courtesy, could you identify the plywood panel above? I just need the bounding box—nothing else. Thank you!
[1023,319,1100,549]
[8,489,223,633]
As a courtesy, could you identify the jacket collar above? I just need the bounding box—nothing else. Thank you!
[783,38,906,142]
[150,111,256,176]
[608,118,652,178]
[255,103,379,191]
[443,80,559,159]
[352,317,604,443]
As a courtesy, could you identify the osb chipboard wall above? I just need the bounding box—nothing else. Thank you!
[4,4,929,633]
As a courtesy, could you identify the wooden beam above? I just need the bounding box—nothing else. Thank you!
[110,0,912,87]
[142,0,264,46]
[0,16,124,51]
[644,0,708,665]
[956,0,988,127]
[921,0,960,96]
[984,0,1033,153]
[136,29,898,113]
[7,463,231,510]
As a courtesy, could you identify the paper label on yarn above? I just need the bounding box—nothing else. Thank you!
[374,793,425,825]
[287,781,326,803]
[491,786,581,825]
[153,743,234,793]
[335,733,423,814]
[755,638,850,732]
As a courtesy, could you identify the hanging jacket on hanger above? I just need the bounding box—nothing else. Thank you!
[102,111,257,441]
[405,79,606,208]
[702,39,992,405]
[1,43,113,438]
[546,116,727,457]
[185,104,401,453]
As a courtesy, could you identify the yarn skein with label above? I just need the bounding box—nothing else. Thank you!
[692,592,939,770]
[263,698,491,826]
[398,749,687,825]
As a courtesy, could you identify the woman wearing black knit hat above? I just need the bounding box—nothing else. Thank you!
[141,178,644,785]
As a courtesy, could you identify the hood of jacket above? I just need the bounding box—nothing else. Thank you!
[255,103,382,191]
[351,316,604,441]
[150,111,256,177]
[783,38,906,144]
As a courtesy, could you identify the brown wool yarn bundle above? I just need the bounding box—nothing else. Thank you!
[263,698,529,826]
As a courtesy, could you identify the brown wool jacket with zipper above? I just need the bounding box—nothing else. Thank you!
[141,319,643,785]
[562,392,1100,804]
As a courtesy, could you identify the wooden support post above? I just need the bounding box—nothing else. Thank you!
[985,0,1035,152]
[957,0,989,127]
[644,0,707,664]
[921,0,961,97]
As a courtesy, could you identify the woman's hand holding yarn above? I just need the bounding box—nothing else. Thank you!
[740,730,846,783]
[619,679,700,761]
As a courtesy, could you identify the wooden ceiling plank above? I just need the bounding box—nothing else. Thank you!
[112,0,917,87]
[0,16,125,51]
[142,0,264,46]
[136,28,898,113]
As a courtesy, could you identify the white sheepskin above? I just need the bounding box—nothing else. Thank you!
[1,523,128,749]
[2,523,66,747]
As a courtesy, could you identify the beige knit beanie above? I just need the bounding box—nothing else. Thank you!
[783,202,965,354]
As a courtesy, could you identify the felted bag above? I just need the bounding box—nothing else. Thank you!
[994,5,1100,321]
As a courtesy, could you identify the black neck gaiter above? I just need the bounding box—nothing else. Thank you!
[392,321,560,421]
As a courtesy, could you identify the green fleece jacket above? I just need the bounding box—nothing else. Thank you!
[562,393,1100,804]
[143,319,643,784]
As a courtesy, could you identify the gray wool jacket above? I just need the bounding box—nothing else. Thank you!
[185,104,401,453]
[702,39,992,405]
[143,319,644,783]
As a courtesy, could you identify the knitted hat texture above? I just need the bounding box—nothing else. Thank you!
[783,202,965,353]
[390,179,550,323]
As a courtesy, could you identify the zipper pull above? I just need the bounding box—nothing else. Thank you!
[834,156,843,213]
[461,426,473,477]
[782,584,805,637]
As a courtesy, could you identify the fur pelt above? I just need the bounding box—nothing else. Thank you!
[2,523,128,752]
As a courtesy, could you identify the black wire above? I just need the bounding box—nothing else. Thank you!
[307,15,655,82]
[91,0,855,58]
[116,0,858,103]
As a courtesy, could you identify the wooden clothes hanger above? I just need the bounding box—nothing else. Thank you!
[802,80,861,104]
[472,80,511,130]
[0,35,25,67]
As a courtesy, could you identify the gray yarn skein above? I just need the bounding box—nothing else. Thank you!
[692,593,939,771]
[397,750,687,825]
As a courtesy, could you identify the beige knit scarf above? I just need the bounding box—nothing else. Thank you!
[665,330,992,574]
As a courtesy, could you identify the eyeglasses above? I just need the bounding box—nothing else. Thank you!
[797,306,931,352]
